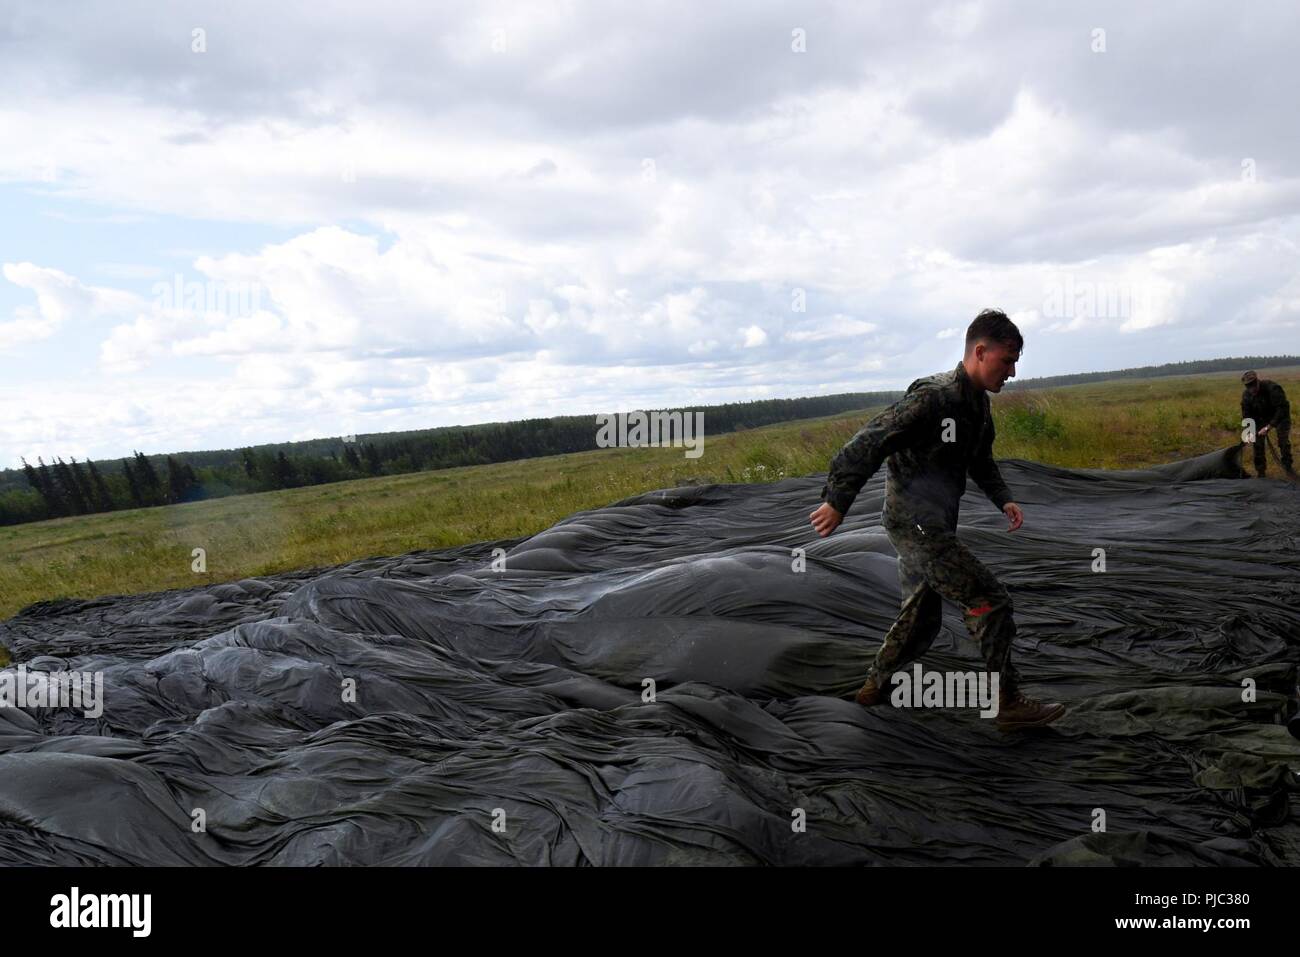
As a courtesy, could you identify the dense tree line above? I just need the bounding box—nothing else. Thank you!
[0,390,904,526]
[2,352,1296,527]
[1001,355,1300,391]
[4,451,203,524]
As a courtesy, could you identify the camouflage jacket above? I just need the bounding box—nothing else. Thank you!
[820,362,1013,529]
[1241,380,1291,429]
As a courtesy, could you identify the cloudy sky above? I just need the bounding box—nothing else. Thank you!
[2,0,1298,469]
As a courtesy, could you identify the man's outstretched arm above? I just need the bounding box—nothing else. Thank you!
[813,387,936,531]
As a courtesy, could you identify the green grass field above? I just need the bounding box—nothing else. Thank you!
[1,365,1295,643]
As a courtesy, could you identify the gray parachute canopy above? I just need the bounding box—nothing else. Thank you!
[1,444,1297,865]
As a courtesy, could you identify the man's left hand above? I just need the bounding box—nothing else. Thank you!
[1003,502,1024,531]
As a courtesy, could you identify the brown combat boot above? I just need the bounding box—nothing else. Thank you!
[855,674,888,707]
[995,687,1066,731]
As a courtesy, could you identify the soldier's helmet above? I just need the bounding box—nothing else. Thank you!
[1242,370,1259,386]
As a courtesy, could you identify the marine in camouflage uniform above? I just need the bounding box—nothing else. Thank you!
[820,362,1022,695]
[1240,370,1293,477]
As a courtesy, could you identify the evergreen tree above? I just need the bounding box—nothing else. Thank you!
[69,458,95,512]
[54,458,89,514]
[121,458,144,507]
[273,451,299,488]
[21,457,58,518]
[134,452,163,505]
[165,456,184,503]
[86,459,115,512]
[20,456,39,493]
[35,458,68,515]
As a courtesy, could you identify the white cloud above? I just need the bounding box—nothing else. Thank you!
[3,0,1300,468]
[1,263,140,350]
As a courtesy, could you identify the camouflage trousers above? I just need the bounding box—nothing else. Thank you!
[1251,423,1293,475]
[868,519,1020,691]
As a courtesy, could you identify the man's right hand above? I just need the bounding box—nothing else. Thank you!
[810,502,844,537]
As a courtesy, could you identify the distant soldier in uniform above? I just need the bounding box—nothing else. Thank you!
[809,309,1066,731]
[1240,370,1293,477]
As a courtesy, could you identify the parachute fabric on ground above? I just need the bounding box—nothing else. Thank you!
[0,444,1297,865]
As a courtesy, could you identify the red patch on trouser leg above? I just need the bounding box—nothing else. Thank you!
[967,603,993,617]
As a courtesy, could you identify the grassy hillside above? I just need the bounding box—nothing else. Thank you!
[1,365,1294,636]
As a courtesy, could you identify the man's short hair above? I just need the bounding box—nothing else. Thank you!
[965,309,1023,353]
[1242,370,1259,385]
